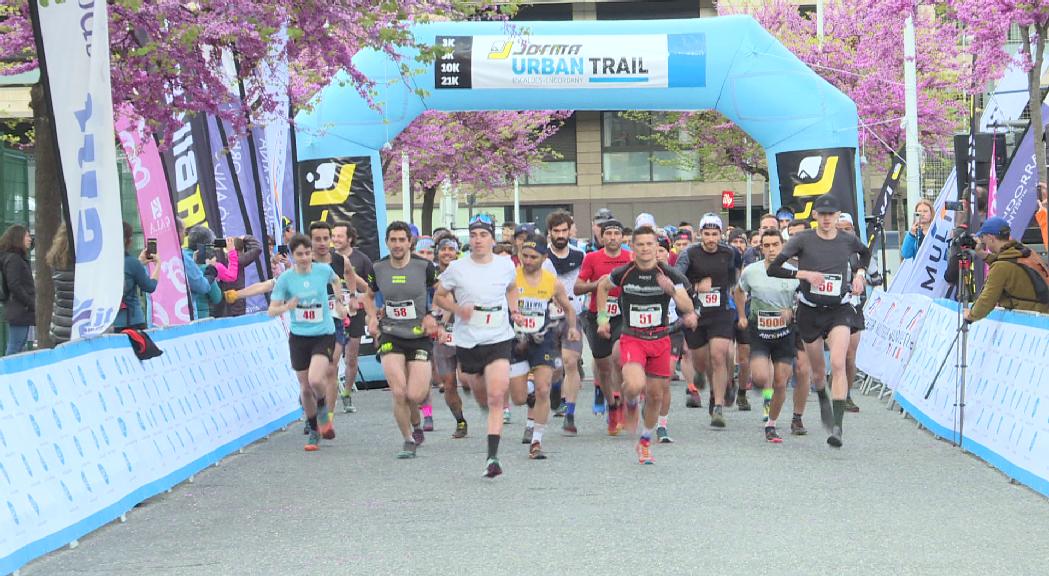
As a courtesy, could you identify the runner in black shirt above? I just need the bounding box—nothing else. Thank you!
[675,213,742,428]
[598,226,697,465]
[333,222,375,414]
[767,194,870,448]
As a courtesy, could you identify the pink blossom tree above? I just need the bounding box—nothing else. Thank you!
[632,0,1006,184]
[948,0,1049,186]
[383,110,571,234]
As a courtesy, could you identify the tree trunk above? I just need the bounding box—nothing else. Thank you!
[420,185,437,236]
[30,82,62,349]
[1030,24,1047,188]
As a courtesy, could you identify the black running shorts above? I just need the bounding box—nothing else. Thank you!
[583,312,622,360]
[456,339,513,375]
[289,333,336,372]
[796,303,856,344]
[377,334,433,362]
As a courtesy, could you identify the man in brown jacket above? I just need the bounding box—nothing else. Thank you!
[965,217,1049,322]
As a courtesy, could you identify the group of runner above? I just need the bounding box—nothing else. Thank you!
[232,191,870,477]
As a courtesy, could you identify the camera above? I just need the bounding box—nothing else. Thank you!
[952,226,977,250]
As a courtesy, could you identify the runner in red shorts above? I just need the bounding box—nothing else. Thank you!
[596,226,697,464]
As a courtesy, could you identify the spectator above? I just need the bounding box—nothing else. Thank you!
[964,217,1049,322]
[46,222,74,345]
[0,224,35,356]
[1036,182,1047,253]
[213,235,262,318]
[175,219,215,320]
[113,221,159,330]
[186,226,223,319]
[901,198,935,259]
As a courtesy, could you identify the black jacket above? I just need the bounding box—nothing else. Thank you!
[0,250,36,326]
[50,267,74,344]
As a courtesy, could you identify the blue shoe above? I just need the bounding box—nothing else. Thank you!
[593,387,606,415]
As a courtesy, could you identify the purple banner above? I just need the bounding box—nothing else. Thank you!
[995,104,1049,240]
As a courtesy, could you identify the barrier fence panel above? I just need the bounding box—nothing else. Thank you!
[893,299,1049,498]
[0,313,302,575]
[855,290,931,390]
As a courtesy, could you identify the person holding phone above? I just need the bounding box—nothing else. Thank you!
[901,198,935,259]
[113,221,160,331]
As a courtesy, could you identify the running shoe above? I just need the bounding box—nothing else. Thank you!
[412,427,425,446]
[303,422,310,435]
[423,416,434,432]
[623,403,640,434]
[318,411,336,440]
[503,408,512,424]
[593,387,606,415]
[710,405,726,429]
[562,414,578,436]
[340,392,356,414]
[452,420,468,439]
[304,429,321,452]
[656,426,674,444]
[529,441,547,460]
[483,458,503,478]
[397,441,417,459]
[765,426,784,444]
[791,417,808,436]
[845,396,860,413]
[685,387,703,408]
[554,401,568,418]
[827,425,843,448]
[708,390,715,416]
[635,438,655,465]
[522,427,534,445]
[817,393,834,433]
[736,391,751,412]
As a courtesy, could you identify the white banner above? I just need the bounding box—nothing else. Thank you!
[435,33,706,90]
[893,300,1049,498]
[855,290,931,389]
[33,0,123,338]
[251,25,292,239]
[0,315,301,575]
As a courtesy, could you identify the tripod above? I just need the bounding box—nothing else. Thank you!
[922,249,972,449]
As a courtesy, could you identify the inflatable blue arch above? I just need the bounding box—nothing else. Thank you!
[295,15,865,243]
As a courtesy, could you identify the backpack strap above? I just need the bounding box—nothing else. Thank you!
[999,259,1049,305]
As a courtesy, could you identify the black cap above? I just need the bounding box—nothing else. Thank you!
[514,223,536,236]
[812,194,840,214]
[593,208,614,223]
[599,219,624,233]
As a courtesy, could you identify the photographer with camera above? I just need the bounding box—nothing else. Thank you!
[963,217,1049,322]
[901,199,934,260]
[944,186,988,297]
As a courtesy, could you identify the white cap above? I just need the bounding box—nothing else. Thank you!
[699,212,724,231]
[634,213,656,229]
[838,213,854,225]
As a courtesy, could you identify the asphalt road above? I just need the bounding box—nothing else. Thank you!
[20,381,1049,576]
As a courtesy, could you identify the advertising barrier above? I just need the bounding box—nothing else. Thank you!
[855,290,930,390]
[888,300,1049,498]
[0,314,302,575]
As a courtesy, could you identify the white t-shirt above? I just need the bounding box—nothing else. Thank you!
[440,254,517,348]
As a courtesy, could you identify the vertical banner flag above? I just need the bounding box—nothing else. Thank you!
[775,147,858,226]
[867,151,906,249]
[31,0,123,338]
[115,110,191,326]
[987,136,999,218]
[161,113,222,236]
[992,105,1049,240]
[248,26,293,238]
[298,157,380,260]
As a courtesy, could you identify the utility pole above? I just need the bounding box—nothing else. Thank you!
[903,12,921,219]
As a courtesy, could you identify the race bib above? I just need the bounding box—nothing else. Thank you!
[756,311,787,331]
[605,297,621,317]
[385,299,418,320]
[441,331,455,346]
[516,313,546,334]
[812,274,843,297]
[629,304,662,329]
[549,302,566,320]
[469,305,505,328]
[328,296,337,312]
[698,290,721,308]
[294,305,324,324]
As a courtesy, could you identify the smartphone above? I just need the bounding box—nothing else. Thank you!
[146,238,157,256]
[212,238,228,248]
[944,200,965,211]
[277,244,290,256]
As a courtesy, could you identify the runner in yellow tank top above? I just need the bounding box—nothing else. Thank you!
[509,234,579,460]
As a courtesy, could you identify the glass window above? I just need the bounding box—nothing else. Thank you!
[601,112,699,183]
[525,114,576,185]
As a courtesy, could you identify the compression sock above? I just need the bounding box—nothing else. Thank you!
[487,434,500,459]
[533,423,545,444]
[451,409,465,422]
[763,387,774,402]
[658,415,668,428]
[833,400,846,428]
[816,388,828,401]
[421,404,433,418]
[307,415,318,431]
[526,418,535,430]
[566,402,576,416]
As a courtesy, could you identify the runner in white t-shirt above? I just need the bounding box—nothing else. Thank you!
[434,214,522,479]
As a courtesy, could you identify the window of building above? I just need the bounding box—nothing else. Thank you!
[513,3,573,21]
[601,112,699,183]
[597,0,699,20]
[525,114,577,185]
